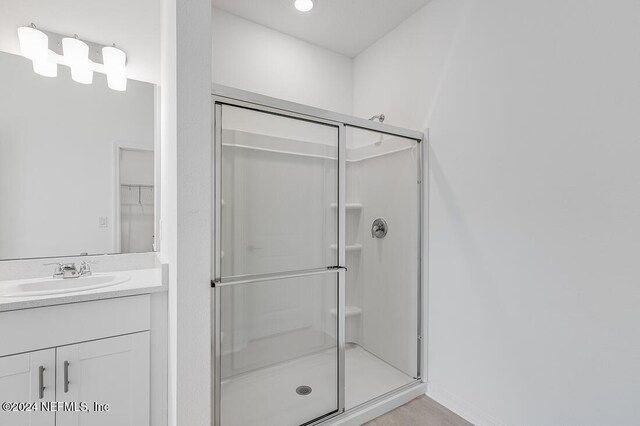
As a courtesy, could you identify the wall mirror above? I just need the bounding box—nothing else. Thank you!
[0,51,158,260]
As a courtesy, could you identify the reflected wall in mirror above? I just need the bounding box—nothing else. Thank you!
[0,51,157,260]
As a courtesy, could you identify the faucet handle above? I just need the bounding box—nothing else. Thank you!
[44,262,64,277]
[371,218,389,239]
[78,261,92,276]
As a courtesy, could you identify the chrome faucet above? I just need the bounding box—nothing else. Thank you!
[371,218,389,238]
[47,261,92,279]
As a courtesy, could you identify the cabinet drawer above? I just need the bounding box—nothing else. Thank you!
[0,295,150,357]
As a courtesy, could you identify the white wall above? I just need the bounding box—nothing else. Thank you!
[212,8,353,115]
[353,0,464,129]
[161,0,212,425]
[0,52,155,260]
[354,1,640,425]
[159,0,177,424]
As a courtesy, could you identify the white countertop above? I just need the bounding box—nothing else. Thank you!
[0,268,166,312]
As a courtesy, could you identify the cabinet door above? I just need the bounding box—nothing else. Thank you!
[0,349,56,426]
[56,332,149,426]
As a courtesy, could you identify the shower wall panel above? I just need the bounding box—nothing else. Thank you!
[345,130,420,379]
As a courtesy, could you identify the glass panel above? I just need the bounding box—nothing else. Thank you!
[221,105,339,278]
[344,127,420,409]
[220,273,339,426]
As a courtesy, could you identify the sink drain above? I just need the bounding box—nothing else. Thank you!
[296,385,312,396]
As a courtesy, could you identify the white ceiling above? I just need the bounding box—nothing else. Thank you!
[0,0,160,83]
[212,0,432,57]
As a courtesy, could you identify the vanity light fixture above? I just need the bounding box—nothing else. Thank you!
[294,0,314,12]
[62,36,93,84]
[17,24,57,77]
[102,45,127,91]
[16,24,127,91]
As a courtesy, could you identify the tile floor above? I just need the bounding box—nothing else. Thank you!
[365,395,473,426]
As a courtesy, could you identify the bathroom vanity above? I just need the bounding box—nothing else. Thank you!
[0,266,166,426]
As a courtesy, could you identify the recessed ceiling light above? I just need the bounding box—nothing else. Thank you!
[294,0,314,12]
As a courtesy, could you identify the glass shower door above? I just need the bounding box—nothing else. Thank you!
[213,103,343,426]
[342,127,422,409]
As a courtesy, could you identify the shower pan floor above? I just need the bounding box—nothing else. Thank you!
[221,344,415,426]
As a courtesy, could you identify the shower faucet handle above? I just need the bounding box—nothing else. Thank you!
[371,218,388,239]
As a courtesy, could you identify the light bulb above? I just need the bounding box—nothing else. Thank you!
[17,26,48,61]
[294,0,313,12]
[102,46,127,91]
[62,37,93,84]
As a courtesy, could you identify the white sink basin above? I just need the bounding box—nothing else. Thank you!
[0,273,130,297]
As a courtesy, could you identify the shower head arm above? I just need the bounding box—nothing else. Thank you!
[368,114,385,123]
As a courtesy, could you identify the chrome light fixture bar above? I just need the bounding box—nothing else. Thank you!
[17,23,128,91]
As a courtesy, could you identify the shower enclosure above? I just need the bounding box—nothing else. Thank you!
[211,85,425,426]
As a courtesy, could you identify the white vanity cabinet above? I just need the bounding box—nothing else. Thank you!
[56,332,150,426]
[0,349,56,426]
[0,295,152,426]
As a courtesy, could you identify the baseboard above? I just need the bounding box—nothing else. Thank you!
[426,382,507,426]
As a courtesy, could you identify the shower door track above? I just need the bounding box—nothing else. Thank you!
[211,83,423,140]
[211,83,426,426]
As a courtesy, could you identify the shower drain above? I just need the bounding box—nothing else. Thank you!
[296,385,312,396]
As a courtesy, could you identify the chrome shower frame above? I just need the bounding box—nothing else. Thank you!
[211,83,427,426]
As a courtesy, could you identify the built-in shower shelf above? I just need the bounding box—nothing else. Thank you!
[330,244,362,252]
[330,203,362,211]
[329,305,362,318]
